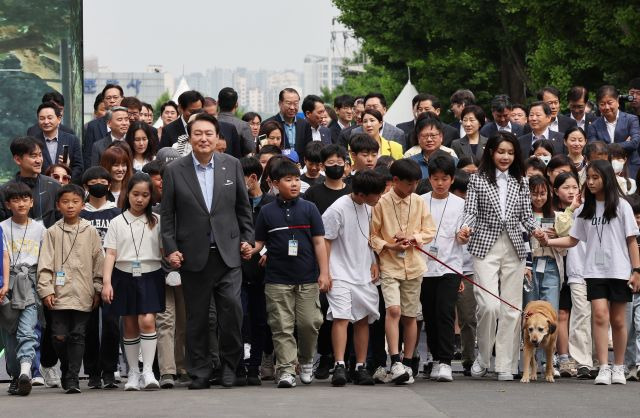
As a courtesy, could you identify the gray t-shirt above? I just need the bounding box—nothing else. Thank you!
[1,218,46,267]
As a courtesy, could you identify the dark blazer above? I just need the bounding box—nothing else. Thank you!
[563,112,596,131]
[339,123,407,151]
[297,123,332,159]
[161,152,254,272]
[522,114,577,136]
[27,123,75,138]
[450,135,489,162]
[328,120,353,144]
[587,111,640,176]
[517,131,565,162]
[480,122,524,139]
[91,135,115,167]
[337,125,359,149]
[397,120,414,136]
[158,116,242,158]
[263,114,308,152]
[37,130,84,181]
[83,117,108,169]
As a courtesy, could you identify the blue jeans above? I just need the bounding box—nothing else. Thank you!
[625,295,640,366]
[3,304,39,377]
[523,256,561,311]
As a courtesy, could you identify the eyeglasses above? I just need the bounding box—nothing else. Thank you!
[283,101,299,108]
[419,134,441,140]
[52,173,71,182]
[249,122,261,127]
[128,111,140,117]
[104,95,121,101]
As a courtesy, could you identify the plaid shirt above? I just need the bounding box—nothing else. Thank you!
[462,172,538,260]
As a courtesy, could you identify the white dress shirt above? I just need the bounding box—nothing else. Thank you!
[459,122,465,138]
[605,111,619,142]
[549,118,559,132]
[533,127,551,141]
[570,113,586,130]
[495,169,508,218]
[311,126,321,142]
[497,122,512,132]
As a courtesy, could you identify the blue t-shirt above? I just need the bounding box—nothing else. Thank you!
[255,197,324,285]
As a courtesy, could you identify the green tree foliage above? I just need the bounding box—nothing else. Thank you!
[153,91,171,120]
[333,0,640,113]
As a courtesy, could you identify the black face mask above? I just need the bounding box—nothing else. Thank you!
[88,183,109,198]
[324,164,345,180]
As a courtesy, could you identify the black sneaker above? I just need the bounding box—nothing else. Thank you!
[65,379,81,394]
[102,372,118,389]
[17,374,32,396]
[353,366,374,385]
[8,377,18,395]
[411,354,421,379]
[235,366,248,387]
[331,364,347,386]
[160,374,175,389]
[423,361,433,378]
[462,361,472,377]
[577,366,591,380]
[88,374,102,389]
[247,368,262,386]
[315,355,333,380]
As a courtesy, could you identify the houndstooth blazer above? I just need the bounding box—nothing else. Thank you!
[462,172,538,260]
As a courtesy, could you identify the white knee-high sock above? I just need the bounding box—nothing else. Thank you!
[140,332,157,374]
[123,337,141,374]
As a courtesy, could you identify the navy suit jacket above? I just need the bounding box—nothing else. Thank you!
[158,116,242,158]
[587,111,640,174]
[263,114,308,152]
[523,114,577,136]
[83,117,108,169]
[480,122,524,139]
[38,130,84,181]
[27,123,75,138]
[517,131,566,162]
[298,123,332,159]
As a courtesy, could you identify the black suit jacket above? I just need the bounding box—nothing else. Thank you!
[479,122,524,139]
[38,130,84,181]
[328,120,353,144]
[158,116,242,158]
[91,135,115,167]
[442,123,460,147]
[27,123,75,138]
[523,114,578,136]
[562,112,597,131]
[161,152,254,271]
[450,135,489,162]
[263,114,308,152]
[517,131,566,162]
[297,123,332,159]
[83,117,108,169]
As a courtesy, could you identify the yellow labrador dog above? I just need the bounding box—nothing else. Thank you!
[521,300,558,383]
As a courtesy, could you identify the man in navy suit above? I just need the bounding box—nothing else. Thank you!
[35,102,83,181]
[517,101,565,162]
[297,95,331,160]
[328,94,354,144]
[398,93,460,148]
[263,88,308,152]
[26,91,75,138]
[566,86,596,131]
[480,95,524,139]
[538,86,577,135]
[84,84,124,168]
[588,85,640,178]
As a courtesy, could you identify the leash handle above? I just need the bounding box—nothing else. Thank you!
[412,244,523,313]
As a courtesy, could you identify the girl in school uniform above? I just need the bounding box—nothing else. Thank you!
[459,132,544,381]
[546,160,640,385]
[101,172,165,391]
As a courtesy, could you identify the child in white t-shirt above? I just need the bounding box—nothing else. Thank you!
[322,170,387,387]
[546,160,640,385]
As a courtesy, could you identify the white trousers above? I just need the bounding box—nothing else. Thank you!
[473,231,525,374]
[568,282,593,368]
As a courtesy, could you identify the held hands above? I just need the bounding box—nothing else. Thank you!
[629,271,640,293]
[387,233,412,251]
[167,251,184,269]
[43,294,56,310]
[532,229,548,246]
[318,273,332,293]
[102,284,113,304]
[457,226,472,243]
[240,242,253,260]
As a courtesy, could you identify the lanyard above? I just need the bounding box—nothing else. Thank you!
[429,195,449,242]
[594,210,606,248]
[392,194,411,234]
[123,212,146,261]
[60,221,80,267]
[351,197,371,243]
[9,219,28,267]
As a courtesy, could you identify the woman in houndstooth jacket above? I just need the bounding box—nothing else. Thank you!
[458,132,544,380]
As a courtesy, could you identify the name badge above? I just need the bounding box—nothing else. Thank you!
[288,240,298,257]
[132,261,142,277]
[535,258,547,274]
[55,271,65,286]
[428,245,439,258]
[595,250,605,266]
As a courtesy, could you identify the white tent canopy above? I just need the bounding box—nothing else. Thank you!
[153,76,190,128]
[384,80,418,126]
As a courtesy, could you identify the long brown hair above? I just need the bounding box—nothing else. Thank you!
[100,145,133,208]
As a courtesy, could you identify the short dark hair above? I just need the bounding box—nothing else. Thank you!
[82,166,112,185]
[625,193,640,215]
[512,103,527,114]
[460,105,486,128]
[320,144,348,163]
[525,156,547,173]
[160,100,179,114]
[37,101,62,117]
[390,158,422,182]
[490,94,512,112]
[563,126,586,142]
[412,93,440,109]
[451,170,470,194]
[350,133,379,154]
[42,91,64,107]
[304,141,324,163]
[217,87,238,112]
[546,154,579,179]
[270,159,300,181]
[362,108,383,123]
[333,95,355,109]
[629,78,640,90]
[10,136,41,157]
[596,85,618,103]
[178,90,205,109]
[428,155,456,178]
[529,101,552,116]
[93,93,104,112]
[351,170,386,195]
[415,112,443,135]
[364,92,387,108]
[141,102,153,113]
[55,184,85,203]
[3,182,32,202]
[374,165,393,183]
[301,95,324,114]
[258,144,283,157]
[584,140,609,160]
[204,97,217,107]
[457,155,479,169]
[102,83,123,97]
[242,111,261,124]
[278,88,299,102]
[567,86,589,103]
[537,86,560,100]
[450,89,475,105]
[531,139,555,156]
[187,113,220,136]
[121,96,142,111]
[141,159,165,177]
[241,156,263,179]
[376,155,395,168]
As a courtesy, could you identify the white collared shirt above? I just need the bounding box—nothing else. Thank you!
[570,113,586,130]
[533,127,550,141]
[459,122,465,138]
[111,133,124,142]
[549,117,559,132]
[497,121,512,132]
[311,126,321,142]
[605,111,619,141]
[495,168,508,218]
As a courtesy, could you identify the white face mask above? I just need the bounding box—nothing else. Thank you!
[538,155,551,166]
[612,159,625,174]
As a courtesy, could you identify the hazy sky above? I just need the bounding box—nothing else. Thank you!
[84,0,342,75]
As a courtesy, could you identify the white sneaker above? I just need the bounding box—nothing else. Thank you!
[277,372,296,388]
[437,364,453,382]
[124,371,141,391]
[402,365,415,385]
[372,366,388,383]
[611,365,626,385]
[497,372,514,381]
[40,366,61,388]
[430,361,441,380]
[141,371,160,390]
[470,359,487,378]
[594,365,612,385]
[31,376,45,386]
[299,363,314,384]
[390,361,409,384]
[553,367,560,377]
[244,343,251,360]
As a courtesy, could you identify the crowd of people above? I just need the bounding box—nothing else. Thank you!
[1,78,640,396]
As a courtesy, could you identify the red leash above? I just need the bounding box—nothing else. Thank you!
[412,244,523,313]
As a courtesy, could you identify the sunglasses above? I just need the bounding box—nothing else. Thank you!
[52,173,71,182]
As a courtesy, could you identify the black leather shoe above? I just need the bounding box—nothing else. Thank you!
[221,367,235,388]
[208,368,222,386]
[8,377,19,395]
[188,377,211,390]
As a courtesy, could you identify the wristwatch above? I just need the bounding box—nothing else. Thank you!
[632,268,640,275]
